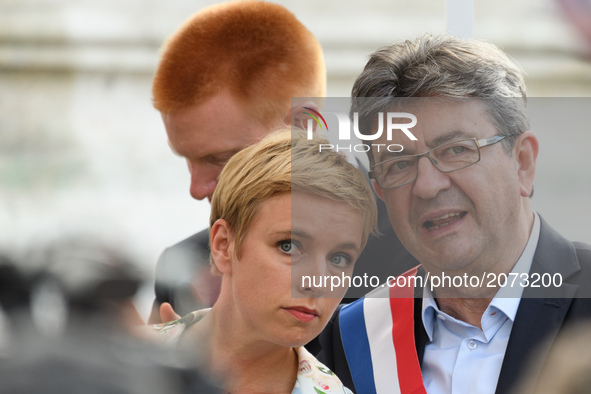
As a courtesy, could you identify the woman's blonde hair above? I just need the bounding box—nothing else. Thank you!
[209,129,377,273]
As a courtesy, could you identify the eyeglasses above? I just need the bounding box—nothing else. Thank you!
[369,135,507,189]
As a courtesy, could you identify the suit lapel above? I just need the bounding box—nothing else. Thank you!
[495,216,580,394]
[414,295,428,365]
[413,266,429,365]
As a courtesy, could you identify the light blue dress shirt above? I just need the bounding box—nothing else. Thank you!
[421,213,540,394]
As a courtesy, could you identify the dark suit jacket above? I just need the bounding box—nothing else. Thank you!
[317,216,591,394]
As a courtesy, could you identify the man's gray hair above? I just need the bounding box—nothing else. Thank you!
[351,34,530,165]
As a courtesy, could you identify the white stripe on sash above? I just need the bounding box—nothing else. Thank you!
[364,289,402,393]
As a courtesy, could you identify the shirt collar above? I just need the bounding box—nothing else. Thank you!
[421,212,541,340]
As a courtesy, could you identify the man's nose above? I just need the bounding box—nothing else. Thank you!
[412,155,451,200]
[187,161,220,201]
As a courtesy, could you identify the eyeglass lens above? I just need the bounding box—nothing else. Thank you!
[374,139,481,188]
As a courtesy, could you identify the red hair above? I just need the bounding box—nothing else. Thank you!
[152,1,325,126]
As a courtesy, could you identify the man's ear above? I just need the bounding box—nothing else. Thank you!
[284,101,321,131]
[514,131,538,198]
[372,179,385,201]
[210,219,234,274]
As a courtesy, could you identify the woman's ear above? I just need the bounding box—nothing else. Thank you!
[514,131,539,198]
[210,219,234,274]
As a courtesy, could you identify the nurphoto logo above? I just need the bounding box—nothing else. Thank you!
[303,108,418,153]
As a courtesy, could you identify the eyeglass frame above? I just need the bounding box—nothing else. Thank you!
[369,135,508,189]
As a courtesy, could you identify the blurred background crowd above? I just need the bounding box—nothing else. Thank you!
[1,0,590,321]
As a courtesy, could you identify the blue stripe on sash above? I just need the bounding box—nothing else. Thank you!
[339,299,377,394]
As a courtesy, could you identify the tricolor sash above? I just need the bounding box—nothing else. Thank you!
[339,266,426,394]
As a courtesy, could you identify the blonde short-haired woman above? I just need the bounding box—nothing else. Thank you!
[154,130,376,393]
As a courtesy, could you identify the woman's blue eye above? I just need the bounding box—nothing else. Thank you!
[279,241,292,253]
[330,254,350,268]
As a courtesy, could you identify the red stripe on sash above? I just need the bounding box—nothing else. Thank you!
[389,266,426,394]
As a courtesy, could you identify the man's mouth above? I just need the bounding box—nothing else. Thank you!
[423,211,466,231]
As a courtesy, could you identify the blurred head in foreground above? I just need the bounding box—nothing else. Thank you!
[0,239,220,394]
[513,322,591,394]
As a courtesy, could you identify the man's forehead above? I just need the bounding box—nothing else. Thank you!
[167,129,261,160]
[162,101,271,159]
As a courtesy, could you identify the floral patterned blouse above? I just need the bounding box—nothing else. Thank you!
[151,309,353,394]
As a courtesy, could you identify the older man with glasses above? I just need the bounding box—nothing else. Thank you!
[315,35,591,394]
